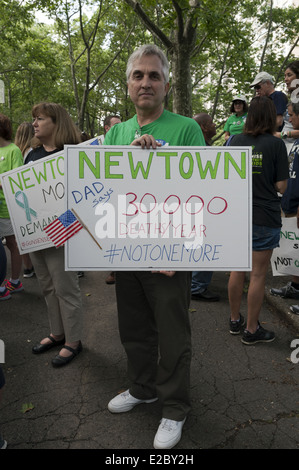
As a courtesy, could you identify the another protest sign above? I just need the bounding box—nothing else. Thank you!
[271,217,299,276]
[0,138,100,254]
[1,151,64,253]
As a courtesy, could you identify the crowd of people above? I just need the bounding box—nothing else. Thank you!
[0,45,298,450]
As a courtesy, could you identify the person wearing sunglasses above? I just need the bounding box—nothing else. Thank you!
[250,72,287,132]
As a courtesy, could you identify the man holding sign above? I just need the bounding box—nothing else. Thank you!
[105,44,205,449]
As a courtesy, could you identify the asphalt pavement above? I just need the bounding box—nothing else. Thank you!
[0,253,298,452]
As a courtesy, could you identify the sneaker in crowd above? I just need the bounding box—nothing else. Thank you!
[270,282,299,299]
[108,389,158,413]
[5,280,24,293]
[289,305,299,315]
[154,417,186,449]
[241,323,275,345]
[23,266,35,278]
[229,313,245,335]
[0,288,11,301]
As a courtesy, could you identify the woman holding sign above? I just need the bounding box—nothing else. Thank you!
[228,96,289,344]
[26,103,84,367]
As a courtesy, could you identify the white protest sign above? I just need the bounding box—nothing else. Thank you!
[65,145,252,271]
[271,217,299,276]
[1,151,64,253]
[0,138,100,254]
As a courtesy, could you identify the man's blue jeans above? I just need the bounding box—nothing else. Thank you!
[191,271,213,294]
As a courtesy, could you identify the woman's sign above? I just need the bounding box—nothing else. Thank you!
[0,137,100,253]
[1,151,64,252]
[271,217,299,276]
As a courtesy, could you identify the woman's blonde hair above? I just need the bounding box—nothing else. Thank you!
[15,122,34,156]
[31,102,81,149]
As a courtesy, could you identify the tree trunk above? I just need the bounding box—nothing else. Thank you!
[171,44,193,116]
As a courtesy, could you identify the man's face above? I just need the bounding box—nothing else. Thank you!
[127,54,169,112]
[254,81,269,97]
[205,116,216,139]
[288,105,299,130]
[105,117,121,133]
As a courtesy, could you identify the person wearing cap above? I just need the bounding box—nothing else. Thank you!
[224,95,248,143]
[250,71,288,131]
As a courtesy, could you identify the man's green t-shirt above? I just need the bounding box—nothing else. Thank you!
[0,143,23,218]
[104,109,205,147]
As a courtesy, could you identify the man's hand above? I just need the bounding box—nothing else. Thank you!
[152,270,176,277]
[131,134,162,149]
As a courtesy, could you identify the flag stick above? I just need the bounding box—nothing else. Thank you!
[71,208,102,250]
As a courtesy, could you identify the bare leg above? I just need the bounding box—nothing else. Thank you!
[5,235,22,280]
[246,249,273,333]
[22,253,33,270]
[228,271,246,321]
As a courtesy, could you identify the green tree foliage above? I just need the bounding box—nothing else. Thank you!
[0,0,298,137]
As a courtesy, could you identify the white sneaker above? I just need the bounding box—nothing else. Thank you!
[108,389,158,413]
[154,417,186,449]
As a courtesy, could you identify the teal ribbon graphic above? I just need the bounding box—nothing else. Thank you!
[15,191,37,222]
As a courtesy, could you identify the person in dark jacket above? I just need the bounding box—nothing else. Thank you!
[270,100,299,314]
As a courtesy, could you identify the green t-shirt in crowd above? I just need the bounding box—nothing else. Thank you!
[104,109,205,147]
[0,143,23,218]
[224,113,247,136]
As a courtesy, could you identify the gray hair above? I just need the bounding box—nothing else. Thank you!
[289,100,299,115]
[126,44,169,83]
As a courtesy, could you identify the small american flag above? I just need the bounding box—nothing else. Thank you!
[44,209,83,247]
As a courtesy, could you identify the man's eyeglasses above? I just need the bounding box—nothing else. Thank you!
[254,84,261,90]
